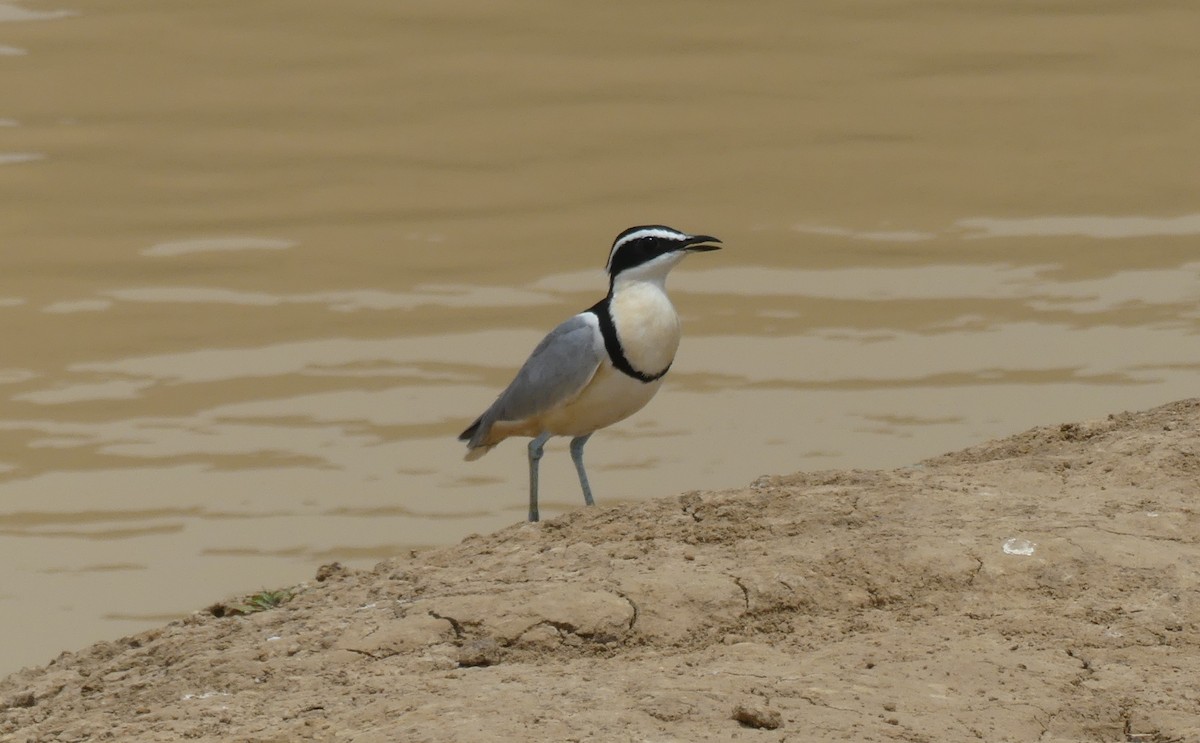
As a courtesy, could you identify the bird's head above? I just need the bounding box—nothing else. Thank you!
[604,225,722,287]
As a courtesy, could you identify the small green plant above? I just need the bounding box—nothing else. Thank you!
[211,587,294,617]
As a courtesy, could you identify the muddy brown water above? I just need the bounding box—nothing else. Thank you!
[1,0,1198,674]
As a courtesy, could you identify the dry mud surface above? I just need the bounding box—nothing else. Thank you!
[3,399,1200,742]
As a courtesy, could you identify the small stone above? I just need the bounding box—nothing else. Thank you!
[457,637,502,667]
[315,562,347,582]
[7,690,35,708]
[515,624,560,650]
[732,702,783,730]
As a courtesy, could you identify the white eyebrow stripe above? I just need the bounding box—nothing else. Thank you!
[606,227,691,271]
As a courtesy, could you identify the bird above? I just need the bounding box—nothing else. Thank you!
[459,225,722,522]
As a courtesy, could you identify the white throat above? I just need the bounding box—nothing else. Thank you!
[610,250,685,292]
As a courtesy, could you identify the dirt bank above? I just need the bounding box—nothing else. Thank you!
[3,400,1199,742]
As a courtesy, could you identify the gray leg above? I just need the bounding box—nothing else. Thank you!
[569,434,595,507]
[527,432,551,522]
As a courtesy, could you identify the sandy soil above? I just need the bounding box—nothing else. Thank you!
[3,399,1199,742]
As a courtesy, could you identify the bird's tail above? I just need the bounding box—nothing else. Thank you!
[463,444,494,461]
[459,415,493,460]
[458,416,481,443]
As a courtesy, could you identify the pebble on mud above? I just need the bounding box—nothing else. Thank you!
[732,702,783,729]
[457,637,503,667]
[5,691,35,709]
[315,562,348,582]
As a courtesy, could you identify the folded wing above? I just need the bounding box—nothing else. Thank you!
[460,313,602,453]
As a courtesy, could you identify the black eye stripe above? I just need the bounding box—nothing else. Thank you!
[606,225,690,272]
[607,237,683,278]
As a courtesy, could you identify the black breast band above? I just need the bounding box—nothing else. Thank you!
[587,298,671,383]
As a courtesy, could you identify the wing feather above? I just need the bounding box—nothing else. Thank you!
[461,313,602,449]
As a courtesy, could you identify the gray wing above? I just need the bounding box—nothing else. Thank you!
[463,314,602,446]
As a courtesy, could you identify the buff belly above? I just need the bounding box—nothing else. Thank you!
[539,363,664,437]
